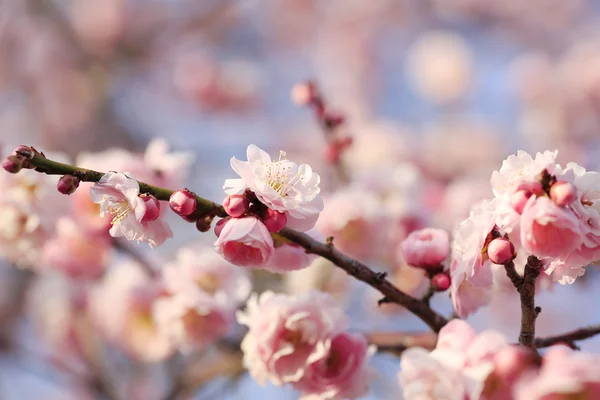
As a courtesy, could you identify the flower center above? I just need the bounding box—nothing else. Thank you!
[107,200,132,225]
[263,151,303,197]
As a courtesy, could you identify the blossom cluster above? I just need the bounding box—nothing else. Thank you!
[399,319,600,400]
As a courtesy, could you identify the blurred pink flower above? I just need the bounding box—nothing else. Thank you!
[294,332,374,400]
[224,144,323,232]
[214,216,274,267]
[400,228,449,269]
[90,172,172,248]
[236,291,347,386]
[40,217,111,280]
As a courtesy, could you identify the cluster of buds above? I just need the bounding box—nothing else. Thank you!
[169,189,215,232]
[290,81,353,165]
[1,145,43,173]
[215,189,287,238]
[511,169,577,214]
[400,228,451,292]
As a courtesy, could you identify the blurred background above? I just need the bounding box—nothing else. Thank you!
[2,0,600,399]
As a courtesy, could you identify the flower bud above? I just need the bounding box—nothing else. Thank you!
[141,195,161,222]
[196,215,214,232]
[511,189,532,215]
[323,144,342,164]
[494,345,538,383]
[290,82,316,106]
[214,217,230,237]
[169,189,196,216]
[57,175,81,195]
[223,194,250,218]
[261,208,287,232]
[431,272,451,291]
[400,228,449,270]
[487,238,515,265]
[550,181,577,207]
[2,155,24,173]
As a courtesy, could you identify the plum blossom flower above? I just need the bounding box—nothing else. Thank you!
[90,172,172,248]
[293,332,375,400]
[265,229,322,273]
[520,195,583,259]
[224,145,323,231]
[490,150,558,198]
[514,346,600,400]
[399,320,508,400]
[236,291,347,387]
[401,228,449,269]
[214,216,274,267]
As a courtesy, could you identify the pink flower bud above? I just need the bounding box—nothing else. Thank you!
[511,189,532,214]
[223,194,250,218]
[550,181,577,207]
[431,272,451,291]
[261,208,287,232]
[169,189,196,216]
[57,175,81,195]
[290,82,316,106]
[195,215,213,232]
[487,238,515,264]
[323,144,341,164]
[2,155,24,173]
[400,228,449,270]
[494,345,538,383]
[214,217,230,237]
[141,195,161,222]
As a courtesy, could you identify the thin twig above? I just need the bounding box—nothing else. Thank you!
[535,324,600,350]
[365,331,438,356]
[14,149,449,333]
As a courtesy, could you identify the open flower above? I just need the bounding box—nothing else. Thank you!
[224,145,323,231]
[90,172,173,247]
[236,291,347,387]
[490,150,558,198]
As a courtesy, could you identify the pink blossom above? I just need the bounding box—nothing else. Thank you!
[162,247,252,308]
[40,217,111,280]
[265,242,318,273]
[293,332,374,400]
[399,320,508,400]
[450,271,493,318]
[491,150,558,198]
[224,145,323,232]
[520,196,582,259]
[515,346,600,400]
[236,291,347,386]
[90,172,173,248]
[88,261,175,362]
[400,228,449,269]
[214,216,274,267]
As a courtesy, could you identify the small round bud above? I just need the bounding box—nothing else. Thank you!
[400,228,449,270]
[169,189,196,216]
[494,345,538,383]
[2,155,25,174]
[550,181,577,207]
[214,217,230,237]
[487,238,515,265]
[510,189,532,215]
[57,175,80,195]
[290,82,316,106]
[195,215,213,232]
[223,194,250,218]
[261,208,287,232]
[141,195,161,222]
[431,272,451,291]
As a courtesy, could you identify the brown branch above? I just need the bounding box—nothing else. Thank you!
[12,148,449,333]
[365,331,438,356]
[535,324,600,350]
[504,256,542,349]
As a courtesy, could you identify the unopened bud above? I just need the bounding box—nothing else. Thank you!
[223,194,250,218]
[2,155,25,174]
[195,215,214,232]
[261,208,287,232]
[431,272,451,291]
[323,144,341,164]
[57,175,80,195]
[487,238,515,265]
[290,82,316,106]
[510,189,532,215]
[550,181,577,207]
[141,195,161,222]
[214,217,230,237]
[169,189,196,216]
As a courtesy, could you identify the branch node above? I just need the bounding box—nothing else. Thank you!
[326,236,334,248]
[377,296,391,306]
[375,272,388,282]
